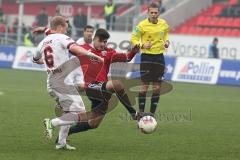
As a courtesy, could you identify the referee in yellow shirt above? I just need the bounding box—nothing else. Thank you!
[131,2,170,115]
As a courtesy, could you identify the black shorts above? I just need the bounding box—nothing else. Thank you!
[85,81,111,109]
[140,53,165,82]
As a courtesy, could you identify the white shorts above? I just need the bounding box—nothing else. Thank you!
[47,57,86,112]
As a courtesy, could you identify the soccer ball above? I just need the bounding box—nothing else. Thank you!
[138,115,157,134]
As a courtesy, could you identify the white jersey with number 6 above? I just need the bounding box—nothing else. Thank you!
[34,33,85,112]
[34,33,75,71]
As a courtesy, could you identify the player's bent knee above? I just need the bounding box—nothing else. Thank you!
[112,80,124,91]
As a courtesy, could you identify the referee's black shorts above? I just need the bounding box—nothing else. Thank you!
[140,53,165,82]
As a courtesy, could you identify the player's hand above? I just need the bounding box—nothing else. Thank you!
[142,42,152,49]
[164,40,170,48]
[99,57,104,63]
[131,44,140,54]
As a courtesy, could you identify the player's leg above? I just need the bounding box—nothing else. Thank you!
[139,54,152,113]
[68,83,109,135]
[56,125,76,150]
[67,100,107,135]
[150,82,161,114]
[139,81,149,113]
[106,80,139,119]
[149,54,165,115]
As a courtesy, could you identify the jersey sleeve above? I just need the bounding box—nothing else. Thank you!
[163,21,169,42]
[106,49,117,63]
[131,23,143,46]
[59,34,76,50]
[33,44,42,62]
[76,37,84,45]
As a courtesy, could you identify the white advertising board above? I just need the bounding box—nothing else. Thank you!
[13,46,45,71]
[172,57,221,84]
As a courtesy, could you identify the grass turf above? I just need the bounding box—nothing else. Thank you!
[0,68,240,160]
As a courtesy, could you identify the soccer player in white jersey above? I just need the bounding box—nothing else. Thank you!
[76,25,94,45]
[32,16,103,150]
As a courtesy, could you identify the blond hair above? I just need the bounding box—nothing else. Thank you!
[50,16,67,30]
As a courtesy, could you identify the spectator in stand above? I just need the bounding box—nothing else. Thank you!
[24,29,35,47]
[208,37,219,59]
[10,17,27,42]
[104,0,116,30]
[73,8,87,37]
[157,0,165,14]
[36,7,48,27]
[55,6,62,16]
[0,7,4,23]
[0,22,6,33]
[0,20,6,44]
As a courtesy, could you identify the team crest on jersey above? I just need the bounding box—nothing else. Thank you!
[101,51,107,56]
[133,27,139,35]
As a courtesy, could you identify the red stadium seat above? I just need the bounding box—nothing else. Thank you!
[202,17,211,26]
[223,29,232,36]
[201,28,210,35]
[196,16,205,26]
[180,26,189,34]
[187,27,196,34]
[216,28,224,35]
[230,29,239,36]
[195,27,203,34]
[212,5,223,16]
[209,28,217,35]
[229,0,238,6]
[189,27,203,35]
[218,17,227,27]
[232,18,240,28]
[209,17,219,27]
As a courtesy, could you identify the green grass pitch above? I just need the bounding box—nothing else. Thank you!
[0,68,240,160]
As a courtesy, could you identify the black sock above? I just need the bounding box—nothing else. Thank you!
[139,92,146,112]
[68,122,92,135]
[117,90,136,116]
[150,93,160,114]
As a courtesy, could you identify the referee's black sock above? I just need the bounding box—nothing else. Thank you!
[139,92,146,112]
[150,93,160,114]
[68,122,92,135]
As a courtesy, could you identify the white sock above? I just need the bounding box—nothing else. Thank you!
[58,125,70,145]
[51,112,79,127]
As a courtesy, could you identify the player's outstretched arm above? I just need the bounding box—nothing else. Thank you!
[111,44,140,63]
[69,44,104,63]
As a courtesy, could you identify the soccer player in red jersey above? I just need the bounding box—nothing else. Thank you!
[68,28,140,134]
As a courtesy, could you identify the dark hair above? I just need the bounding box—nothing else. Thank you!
[94,28,110,41]
[148,3,160,11]
[84,25,94,31]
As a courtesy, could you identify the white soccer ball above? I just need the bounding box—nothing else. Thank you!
[138,115,157,134]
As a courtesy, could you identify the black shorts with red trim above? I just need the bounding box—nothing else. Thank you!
[85,81,111,109]
[140,53,165,82]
